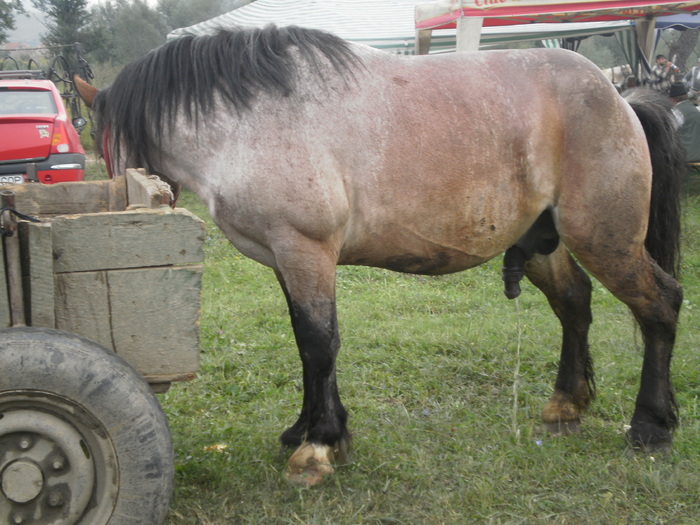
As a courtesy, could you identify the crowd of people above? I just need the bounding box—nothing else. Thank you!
[646,54,700,163]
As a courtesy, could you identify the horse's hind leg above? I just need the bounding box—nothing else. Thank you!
[524,244,595,434]
[590,256,682,450]
[272,240,349,486]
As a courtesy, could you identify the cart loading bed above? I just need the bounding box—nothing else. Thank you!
[0,169,205,391]
[0,170,205,524]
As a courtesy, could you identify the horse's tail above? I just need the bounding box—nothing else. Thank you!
[623,88,685,278]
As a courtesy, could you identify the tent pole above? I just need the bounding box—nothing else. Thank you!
[636,17,657,66]
[416,29,433,55]
[456,16,483,52]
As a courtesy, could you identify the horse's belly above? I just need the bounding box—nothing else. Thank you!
[338,245,495,275]
[338,205,523,274]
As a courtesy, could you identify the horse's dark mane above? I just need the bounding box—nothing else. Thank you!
[95,25,361,172]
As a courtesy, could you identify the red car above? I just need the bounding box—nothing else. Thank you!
[0,72,86,184]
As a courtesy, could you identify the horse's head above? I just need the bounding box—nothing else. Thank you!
[73,75,114,177]
[74,74,181,203]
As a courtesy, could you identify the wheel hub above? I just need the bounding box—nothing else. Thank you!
[2,460,44,503]
[0,393,117,525]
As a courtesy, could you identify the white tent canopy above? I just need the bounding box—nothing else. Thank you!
[168,0,441,54]
[167,0,636,55]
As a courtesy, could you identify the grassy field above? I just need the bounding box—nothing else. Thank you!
[91,162,700,523]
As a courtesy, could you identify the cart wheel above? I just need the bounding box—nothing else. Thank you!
[0,327,174,525]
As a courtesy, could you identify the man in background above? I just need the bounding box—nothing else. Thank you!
[683,57,700,104]
[651,54,680,95]
[669,82,700,163]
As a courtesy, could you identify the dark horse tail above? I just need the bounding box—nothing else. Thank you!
[623,88,685,278]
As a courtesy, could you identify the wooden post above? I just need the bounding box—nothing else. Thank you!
[1,190,26,326]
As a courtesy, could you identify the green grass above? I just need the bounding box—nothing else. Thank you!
[90,163,700,524]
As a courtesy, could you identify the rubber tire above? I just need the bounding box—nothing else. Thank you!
[0,327,174,524]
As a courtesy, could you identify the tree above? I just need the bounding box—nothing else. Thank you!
[82,0,251,80]
[0,0,25,44]
[85,1,120,65]
[31,0,91,49]
[88,0,167,66]
[111,0,167,63]
[158,0,252,33]
[158,0,226,33]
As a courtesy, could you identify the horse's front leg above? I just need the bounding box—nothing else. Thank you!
[273,248,349,486]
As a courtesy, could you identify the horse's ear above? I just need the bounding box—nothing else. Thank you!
[73,74,98,108]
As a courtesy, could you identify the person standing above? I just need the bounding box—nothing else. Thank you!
[669,82,700,162]
[683,58,700,104]
[651,54,680,95]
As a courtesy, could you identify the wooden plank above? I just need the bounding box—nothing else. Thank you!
[126,169,173,209]
[109,174,127,211]
[5,180,114,216]
[54,270,113,350]
[108,266,202,378]
[19,221,55,328]
[50,208,205,273]
[0,236,9,328]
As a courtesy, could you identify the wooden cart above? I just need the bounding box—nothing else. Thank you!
[0,170,205,524]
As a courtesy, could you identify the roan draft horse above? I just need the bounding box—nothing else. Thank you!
[75,25,685,486]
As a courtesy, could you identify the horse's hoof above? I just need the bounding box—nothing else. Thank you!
[285,442,335,487]
[626,428,672,454]
[542,419,581,435]
[541,391,587,435]
[627,440,672,455]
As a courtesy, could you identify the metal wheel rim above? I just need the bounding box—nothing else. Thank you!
[0,391,119,525]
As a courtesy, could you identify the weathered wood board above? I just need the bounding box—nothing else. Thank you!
[126,168,174,209]
[0,168,170,217]
[0,177,126,216]
[20,222,54,328]
[54,265,202,380]
[54,269,111,345]
[106,266,201,380]
[0,237,8,328]
[50,208,204,273]
[1,170,205,386]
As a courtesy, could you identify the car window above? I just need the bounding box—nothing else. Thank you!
[0,89,57,115]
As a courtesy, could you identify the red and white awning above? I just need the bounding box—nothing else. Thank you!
[415,1,700,56]
[416,0,700,29]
